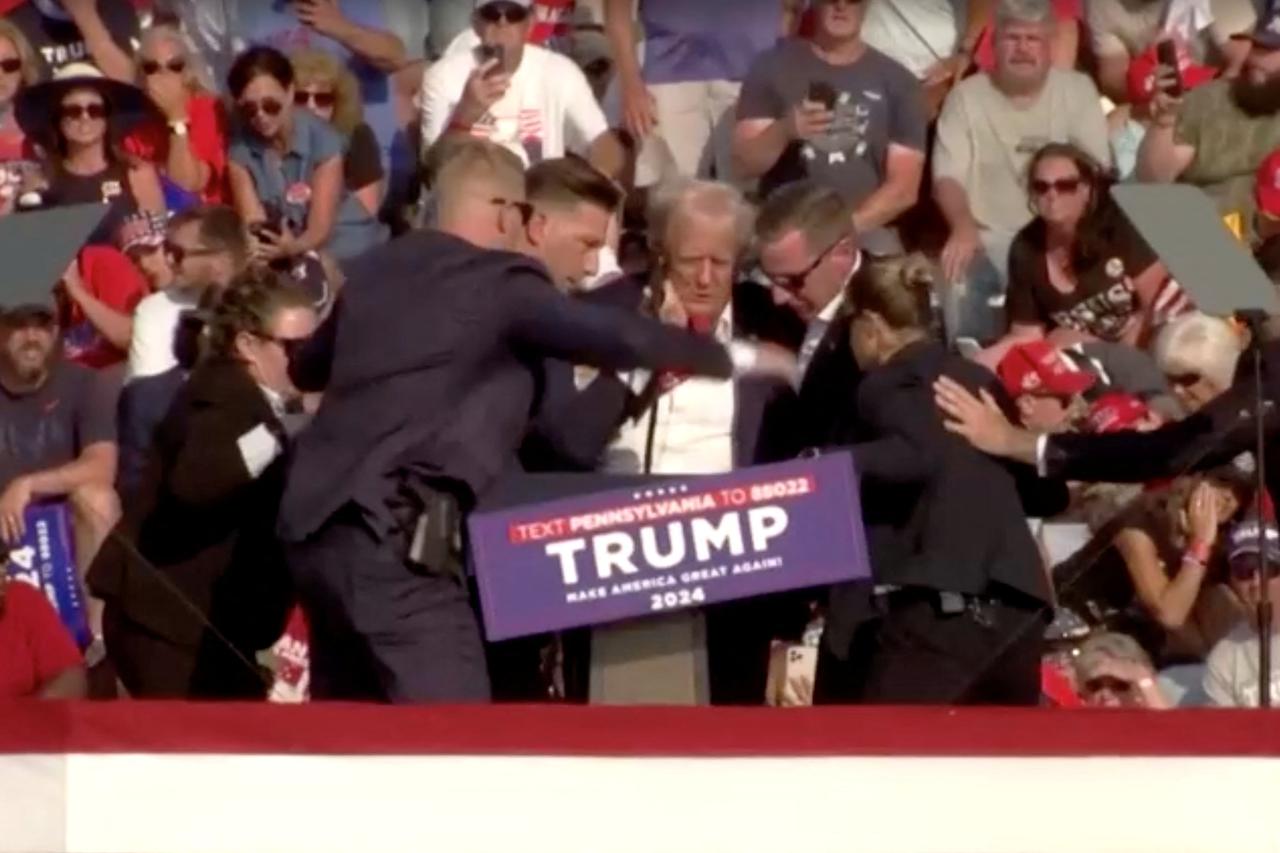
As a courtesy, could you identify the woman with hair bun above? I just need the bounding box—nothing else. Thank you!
[87,268,318,699]
[816,253,1067,706]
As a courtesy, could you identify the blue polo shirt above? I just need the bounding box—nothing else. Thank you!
[229,110,385,260]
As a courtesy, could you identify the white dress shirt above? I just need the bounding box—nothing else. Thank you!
[605,307,737,476]
[798,293,847,381]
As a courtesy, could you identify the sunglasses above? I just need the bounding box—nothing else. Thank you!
[0,58,21,75]
[477,3,530,25]
[1082,675,1133,695]
[765,238,843,292]
[59,102,107,121]
[295,90,336,108]
[238,98,284,119]
[1166,371,1204,388]
[1030,177,1083,197]
[1229,559,1280,580]
[140,58,186,76]
[489,195,534,222]
[164,241,220,265]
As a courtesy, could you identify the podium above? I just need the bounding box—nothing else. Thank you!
[477,471,710,705]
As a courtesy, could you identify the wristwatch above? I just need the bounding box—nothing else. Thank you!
[168,119,190,137]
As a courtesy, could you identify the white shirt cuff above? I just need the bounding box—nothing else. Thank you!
[727,341,758,376]
[1035,433,1049,477]
[237,423,283,479]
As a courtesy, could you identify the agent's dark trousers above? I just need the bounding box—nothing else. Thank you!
[858,590,1045,706]
[286,510,491,703]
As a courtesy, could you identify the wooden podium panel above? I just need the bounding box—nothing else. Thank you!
[589,611,709,705]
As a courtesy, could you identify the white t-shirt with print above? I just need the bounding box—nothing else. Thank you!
[419,42,609,166]
[1203,622,1280,708]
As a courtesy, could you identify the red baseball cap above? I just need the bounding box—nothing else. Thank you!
[1126,44,1216,106]
[1085,392,1151,434]
[997,341,1096,399]
[1256,148,1280,220]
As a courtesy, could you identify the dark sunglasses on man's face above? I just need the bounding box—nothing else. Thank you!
[141,58,186,76]
[766,239,842,293]
[59,103,108,121]
[0,58,21,74]
[295,90,336,108]
[239,98,284,119]
[164,241,219,265]
[1030,177,1083,197]
[478,3,531,25]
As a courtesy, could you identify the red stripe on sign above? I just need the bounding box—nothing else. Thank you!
[3,702,1280,757]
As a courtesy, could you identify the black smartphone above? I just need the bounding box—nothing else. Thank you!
[1156,39,1183,97]
[807,81,837,111]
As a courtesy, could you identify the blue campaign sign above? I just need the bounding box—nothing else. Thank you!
[4,501,90,649]
[468,454,871,641]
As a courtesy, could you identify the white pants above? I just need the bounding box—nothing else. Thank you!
[636,79,744,186]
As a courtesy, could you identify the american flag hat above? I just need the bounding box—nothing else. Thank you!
[115,211,169,254]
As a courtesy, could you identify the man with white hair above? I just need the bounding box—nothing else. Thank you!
[576,178,800,704]
[934,0,1110,341]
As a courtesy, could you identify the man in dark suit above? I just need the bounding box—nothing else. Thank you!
[279,140,796,703]
[753,181,870,701]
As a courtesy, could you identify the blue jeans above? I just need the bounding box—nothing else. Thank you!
[940,229,1014,345]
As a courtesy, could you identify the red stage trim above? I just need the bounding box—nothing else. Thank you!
[3,702,1280,756]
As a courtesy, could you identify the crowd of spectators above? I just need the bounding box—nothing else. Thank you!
[0,0,1278,710]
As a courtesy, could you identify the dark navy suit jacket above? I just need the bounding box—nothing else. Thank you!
[278,230,736,543]
[521,275,800,472]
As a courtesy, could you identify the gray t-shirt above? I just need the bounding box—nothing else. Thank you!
[0,361,117,488]
[737,39,927,247]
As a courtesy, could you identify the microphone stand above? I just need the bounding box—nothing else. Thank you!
[1238,310,1272,709]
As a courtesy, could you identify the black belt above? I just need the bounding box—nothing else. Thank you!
[877,586,1042,623]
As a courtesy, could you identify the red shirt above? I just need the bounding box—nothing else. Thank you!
[0,579,82,699]
[62,245,150,369]
[126,92,230,205]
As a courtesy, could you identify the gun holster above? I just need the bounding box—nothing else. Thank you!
[392,480,465,581]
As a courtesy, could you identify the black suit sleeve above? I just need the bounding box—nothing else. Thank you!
[165,403,263,508]
[848,374,945,485]
[522,362,631,471]
[502,271,734,378]
[1045,382,1257,483]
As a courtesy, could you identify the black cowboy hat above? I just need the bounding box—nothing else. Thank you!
[14,62,161,140]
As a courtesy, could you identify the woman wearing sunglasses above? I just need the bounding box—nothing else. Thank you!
[226,46,385,264]
[0,20,41,212]
[14,62,165,241]
[289,48,383,218]
[87,268,318,699]
[982,142,1186,366]
[817,253,1066,704]
[128,24,229,208]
